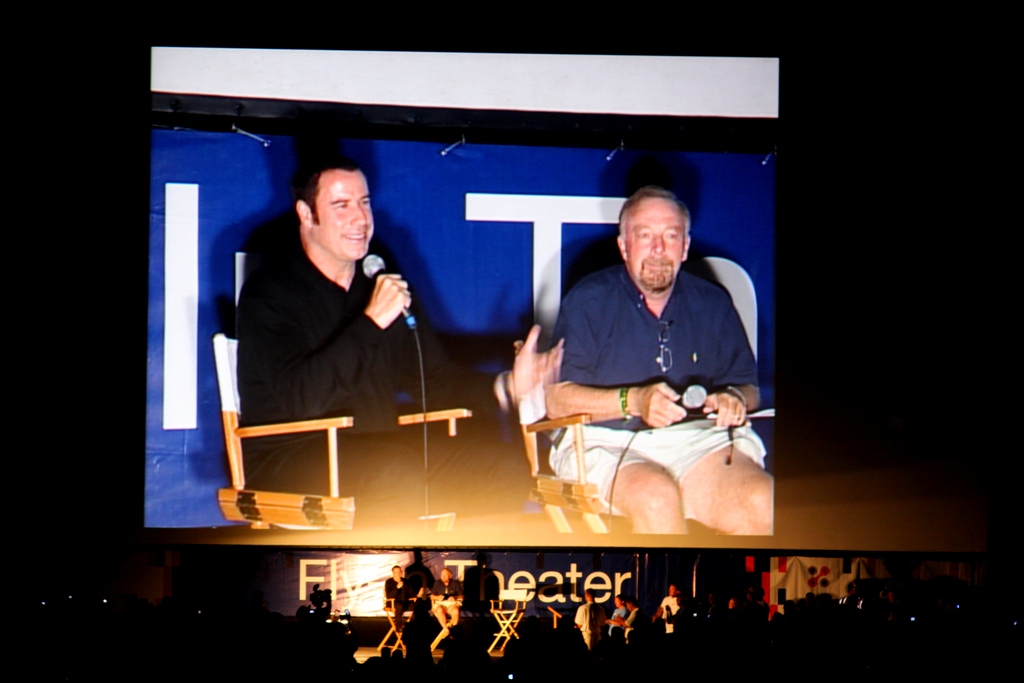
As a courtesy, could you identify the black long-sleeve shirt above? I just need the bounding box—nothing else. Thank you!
[235,245,495,491]
[237,245,489,434]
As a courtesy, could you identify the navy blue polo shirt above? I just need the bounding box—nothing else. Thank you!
[552,266,758,430]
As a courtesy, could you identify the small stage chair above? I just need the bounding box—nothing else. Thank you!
[489,589,529,652]
[378,598,408,654]
[429,598,463,651]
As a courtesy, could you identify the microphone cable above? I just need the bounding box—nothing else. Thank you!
[363,255,430,518]
[412,323,429,519]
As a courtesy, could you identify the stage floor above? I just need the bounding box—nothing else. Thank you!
[353,645,505,664]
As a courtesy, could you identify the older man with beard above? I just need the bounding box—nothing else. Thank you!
[545,186,772,535]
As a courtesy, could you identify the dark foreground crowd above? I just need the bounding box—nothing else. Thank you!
[19,578,1018,681]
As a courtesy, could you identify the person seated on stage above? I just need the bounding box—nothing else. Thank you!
[430,568,464,635]
[236,154,561,517]
[574,589,608,651]
[385,565,420,632]
[545,185,773,535]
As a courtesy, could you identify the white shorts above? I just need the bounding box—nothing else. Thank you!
[549,420,766,517]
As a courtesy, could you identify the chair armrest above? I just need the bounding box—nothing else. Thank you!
[523,414,595,486]
[234,416,353,498]
[524,414,591,433]
[398,408,472,436]
[236,416,354,438]
[520,414,590,479]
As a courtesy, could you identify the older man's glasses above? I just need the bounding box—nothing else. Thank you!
[656,321,672,373]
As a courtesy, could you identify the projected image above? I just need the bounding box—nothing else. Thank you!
[145,131,775,542]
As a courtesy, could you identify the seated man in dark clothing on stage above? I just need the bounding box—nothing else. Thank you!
[545,186,772,535]
[385,565,420,631]
[236,155,560,520]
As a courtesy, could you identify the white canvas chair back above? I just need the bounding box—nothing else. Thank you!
[498,589,530,602]
[212,333,245,489]
[702,256,758,359]
[213,333,241,414]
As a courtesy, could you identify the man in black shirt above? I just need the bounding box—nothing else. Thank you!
[385,565,418,631]
[236,155,559,520]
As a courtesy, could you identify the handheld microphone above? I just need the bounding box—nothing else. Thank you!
[677,384,710,421]
[681,385,708,411]
[684,385,774,420]
[362,255,417,329]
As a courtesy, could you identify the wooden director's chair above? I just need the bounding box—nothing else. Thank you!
[522,415,607,533]
[378,598,409,654]
[489,589,529,652]
[214,334,356,529]
[429,597,464,651]
[214,335,473,530]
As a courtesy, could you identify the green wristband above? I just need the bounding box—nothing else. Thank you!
[619,387,630,421]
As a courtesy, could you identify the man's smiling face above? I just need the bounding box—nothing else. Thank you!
[299,169,373,274]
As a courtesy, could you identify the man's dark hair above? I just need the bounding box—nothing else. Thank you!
[290,154,363,219]
[584,589,595,600]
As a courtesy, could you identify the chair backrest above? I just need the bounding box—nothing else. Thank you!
[499,589,530,602]
[213,333,241,414]
[235,252,262,304]
[701,256,758,359]
[212,333,245,489]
